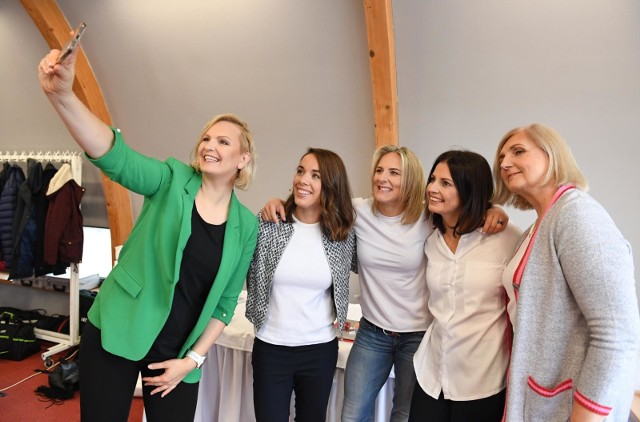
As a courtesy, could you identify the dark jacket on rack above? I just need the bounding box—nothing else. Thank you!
[9,159,43,279]
[44,164,85,267]
[0,162,8,269]
[0,164,26,270]
[34,163,62,276]
[0,162,10,193]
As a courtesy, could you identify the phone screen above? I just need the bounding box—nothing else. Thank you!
[57,22,87,64]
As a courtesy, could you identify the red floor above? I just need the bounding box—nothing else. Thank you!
[0,342,143,422]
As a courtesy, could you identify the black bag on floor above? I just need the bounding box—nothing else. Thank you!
[0,312,40,361]
[35,355,80,401]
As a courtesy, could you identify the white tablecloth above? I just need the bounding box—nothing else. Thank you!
[145,294,395,422]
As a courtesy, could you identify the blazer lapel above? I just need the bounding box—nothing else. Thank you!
[174,173,202,282]
[207,191,241,299]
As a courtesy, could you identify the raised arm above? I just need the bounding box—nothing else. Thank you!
[38,47,114,158]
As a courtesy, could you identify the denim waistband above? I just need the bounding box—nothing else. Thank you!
[360,318,426,337]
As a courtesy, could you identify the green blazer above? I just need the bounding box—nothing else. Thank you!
[87,128,258,382]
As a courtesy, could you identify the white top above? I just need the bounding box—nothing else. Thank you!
[414,224,522,400]
[257,216,335,346]
[501,226,533,326]
[353,197,433,332]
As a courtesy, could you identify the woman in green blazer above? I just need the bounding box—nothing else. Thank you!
[38,47,258,421]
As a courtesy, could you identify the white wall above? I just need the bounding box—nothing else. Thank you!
[393,0,640,286]
[1,1,376,223]
[393,0,640,386]
[1,0,376,321]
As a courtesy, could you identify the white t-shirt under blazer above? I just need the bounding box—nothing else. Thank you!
[413,224,521,401]
[257,215,335,346]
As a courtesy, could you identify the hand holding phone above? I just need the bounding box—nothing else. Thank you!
[57,22,87,64]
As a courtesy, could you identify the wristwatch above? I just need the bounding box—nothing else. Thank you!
[186,349,206,369]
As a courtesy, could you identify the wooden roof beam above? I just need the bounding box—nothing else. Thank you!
[363,0,399,147]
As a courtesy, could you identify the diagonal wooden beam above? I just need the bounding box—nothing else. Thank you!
[21,0,133,262]
[363,0,399,147]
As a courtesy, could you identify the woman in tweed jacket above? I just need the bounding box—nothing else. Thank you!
[246,148,356,422]
[495,123,640,422]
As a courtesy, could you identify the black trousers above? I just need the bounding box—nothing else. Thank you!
[409,384,506,422]
[79,322,199,422]
[251,337,338,422]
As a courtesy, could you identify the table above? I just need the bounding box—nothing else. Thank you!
[191,292,395,422]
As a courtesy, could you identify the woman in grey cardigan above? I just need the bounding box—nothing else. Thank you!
[494,123,640,422]
[245,148,356,422]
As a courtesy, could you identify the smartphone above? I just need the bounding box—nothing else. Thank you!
[56,22,87,64]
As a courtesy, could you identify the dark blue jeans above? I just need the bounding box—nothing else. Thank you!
[252,337,338,422]
[342,318,425,422]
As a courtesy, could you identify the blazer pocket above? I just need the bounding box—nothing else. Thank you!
[110,265,143,298]
[524,375,573,421]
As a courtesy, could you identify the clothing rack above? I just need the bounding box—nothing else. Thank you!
[1,151,82,185]
[1,150,83,365]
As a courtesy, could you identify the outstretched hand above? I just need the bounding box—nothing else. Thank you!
[142,358,197,398]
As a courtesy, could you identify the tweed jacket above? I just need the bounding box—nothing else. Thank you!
[505,189,640,421]
[245,214,356,337]
[87,128,258,383]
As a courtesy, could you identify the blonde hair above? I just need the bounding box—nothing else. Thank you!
[191,113,255,190]
[493,123,588,210]
[370,145,426,224]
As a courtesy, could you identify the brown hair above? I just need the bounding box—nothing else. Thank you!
[283,148,355,241]
[426,150,493,236]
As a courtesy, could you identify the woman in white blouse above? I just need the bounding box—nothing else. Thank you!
[409,150,521,422]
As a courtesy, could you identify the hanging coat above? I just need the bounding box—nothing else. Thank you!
[34,163,63,276]
[0,165,26,269]
[44,164,85,267]
[9,159,43,279]
[0,162,9,268]
[0,162,10,193]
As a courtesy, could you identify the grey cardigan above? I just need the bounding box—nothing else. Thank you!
[245,214,356,336]
[506,189,640,421]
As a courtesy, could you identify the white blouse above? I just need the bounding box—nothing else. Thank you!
[501,226,534,327]
[413,224,521,401]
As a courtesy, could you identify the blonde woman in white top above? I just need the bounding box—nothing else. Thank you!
[410,150,521,422]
